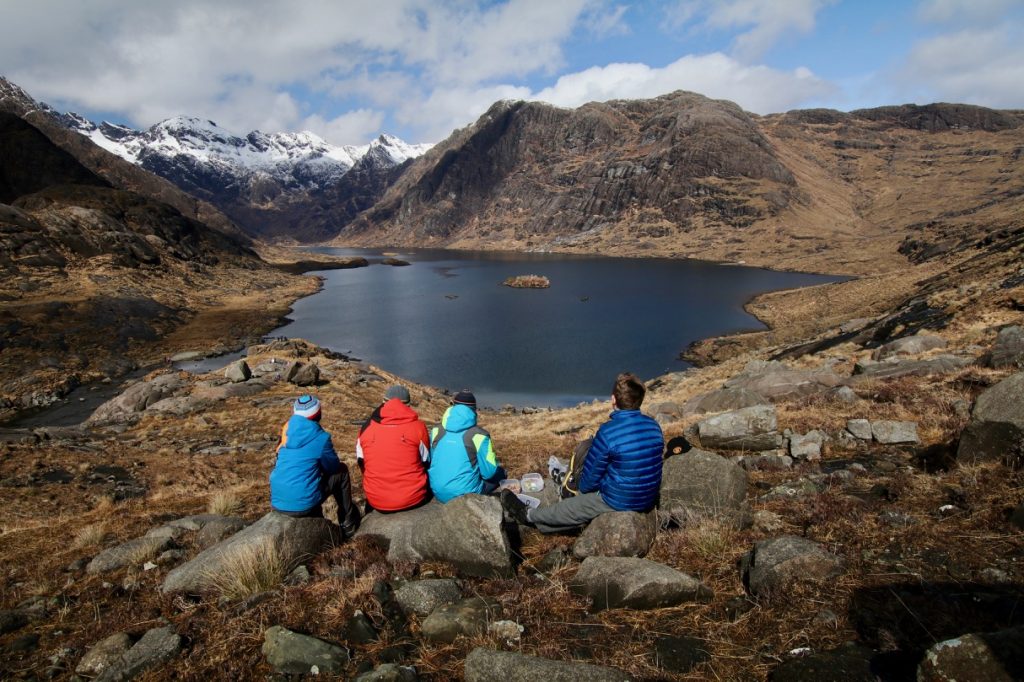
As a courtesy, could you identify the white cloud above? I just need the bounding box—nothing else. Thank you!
[916,0,1020,24]
[531,53,834,114]
[896,25,1024,108]
[303,110,386,145]
[663,0,835,61]
[399,84,534,142]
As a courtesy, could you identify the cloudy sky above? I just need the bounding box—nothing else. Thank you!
[2,0,1022,146]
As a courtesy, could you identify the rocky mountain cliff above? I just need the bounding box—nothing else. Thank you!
[338,92,1024,276]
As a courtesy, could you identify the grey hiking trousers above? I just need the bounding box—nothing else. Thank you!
[527,491,615,533]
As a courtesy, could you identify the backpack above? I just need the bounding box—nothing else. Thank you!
[430,424,483,470]
[558,438,592,499]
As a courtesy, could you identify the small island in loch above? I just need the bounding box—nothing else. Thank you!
[502,274,550,289]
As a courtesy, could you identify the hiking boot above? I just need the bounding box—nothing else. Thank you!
[500,489,531,526]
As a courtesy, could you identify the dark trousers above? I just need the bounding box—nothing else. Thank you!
[277,466,360,537]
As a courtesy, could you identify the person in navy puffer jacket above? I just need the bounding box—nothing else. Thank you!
[270,395,360,537]
[501,372,664,533]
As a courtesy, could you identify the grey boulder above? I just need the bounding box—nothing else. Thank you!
[162,512,341,594]
[94,626,182,682]
[789,430,827,459]
[659,449,750,528]
[393,579,463,617]
[356,495,512,578]
[223,360,252,383]
[420,597,502,644]
[286,361,320,386]
[987,326,1024,369]
[87,536,174,574]
[697,405,780,451]
[87,374,184,424]
[870,420,919,444]
[571,556,713,610]
[958,371,1024,465]
[872,334,946,360]
[464,647,631,681]
[262,625,349,676]
[741,535,844,596]
[852,354,973,380]
[918,626,1024,682]
[846,419,872,440]
[681,387,768,416]
[723,360,846,400]
[76,632,133,677]
[572,511,658,559]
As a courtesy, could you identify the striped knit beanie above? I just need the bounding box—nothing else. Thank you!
[293,394,321,419]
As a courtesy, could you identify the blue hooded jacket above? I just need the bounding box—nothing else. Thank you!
[578,409,664,511]
[427,404,501,503]
[269,414,341,513]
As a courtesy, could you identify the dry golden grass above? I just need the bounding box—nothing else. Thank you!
[208,490,243,517]
[200,538,290,602]
[71,523,107,550]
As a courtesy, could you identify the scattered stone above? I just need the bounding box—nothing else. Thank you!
[827,386,859,403]
[987,326,1024,369]
[697,405,780,451]
[354,663,418,682]
[343,610,378,645]
[846,419,872,440]
[737,452,793,471]
[572,511,657,559]
[488,620,524,644]
[770,644,876,682]
[87,536,174,574]
[759,479,822,502]
[871,420,919,444]
[654,635,710,673]
[0,610,28,635]
[262,625,349,676]
[223,360,251,383]
[872,334,947,360]
[162,512,341,595]
[741,535,845,596]
[356,495,513,578]
[789,430,827,460]
[76,632,133,677]
[95,626,182,682]
[285,361,320,386]
[918,626,1024,682]
[464,648,630,682]
[420,597,502,644]
[571,556,713,611]
[958,371,1024,465]
[681,387,768,416]
[659,449,750,528]
[393,579,462,617]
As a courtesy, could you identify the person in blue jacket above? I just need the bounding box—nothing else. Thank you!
[427,390,506,503]
[270,395,360,536]
[502,372,664,532]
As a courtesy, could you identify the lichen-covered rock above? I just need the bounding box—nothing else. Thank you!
[262,625,349,676]
[393,579,462,617]
[94,626,181,682]
[572,511,657,559]
[789,430,826,459]
[464,647,631,681]
[958,372,1024,465]
[918,626,1024,682]
[420,597,502,643]
[872,334,946,360]
[223,360,251,383]
[697,405,780,451]
[741,535,844,596]
[659,449,750,527]
[571,556,713,610]
[723,360,846,400]
[87,536,174,574]
[76,633,133,677]
[356,496,512,578]
[870,420,919,444]
[846,419,872,440]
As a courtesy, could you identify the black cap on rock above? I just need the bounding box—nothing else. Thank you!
[453,389,476,408]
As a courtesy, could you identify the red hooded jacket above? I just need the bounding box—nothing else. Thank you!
[356,398,430,512]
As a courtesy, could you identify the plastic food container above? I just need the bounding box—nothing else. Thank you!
[516,494,541,509]
[498,479,521,494]
[521,473,544,493]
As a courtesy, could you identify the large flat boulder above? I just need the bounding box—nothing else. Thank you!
[852,354,973,380]
[355,495,512,578]
[697,405,780,451]
[957,371,1024,465]
[572,511,657,559]
[659,449,750,527]
[872,334,946,360]
[571,556,713,610]
[86,374,185,424]
[464,647,632,681]
[741,535,844,596]
[681,387,768,417]
[723,360,846,400]
[87,536,174,574]
[161,512,341,595]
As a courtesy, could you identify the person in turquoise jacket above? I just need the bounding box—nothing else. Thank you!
[270,395,360,537]
[427,390,506,503]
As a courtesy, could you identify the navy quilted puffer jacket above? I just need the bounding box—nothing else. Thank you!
[578,409,664,511]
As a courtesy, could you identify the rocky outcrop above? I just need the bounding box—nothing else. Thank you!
[697,405,780,451]
[659,449,750,527]
[958,372,1024,465]
[722,361,846,401]
[572,511,658,559]
[741,536,844,596]
[681,387,768,416]
[161,512,341,595]
[852,354,974,380]
[86,374,185,424]
[464,648,632,682]
[871,334,946,360]
[355,495,513,578]
[571,556,713,610]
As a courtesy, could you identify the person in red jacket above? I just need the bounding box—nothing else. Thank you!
[356,385,431,513]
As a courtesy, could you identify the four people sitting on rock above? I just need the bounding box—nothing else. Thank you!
[356,385,431,513]
[501,372,664,532]
[269,394,361,537]
[426,390,507,503]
